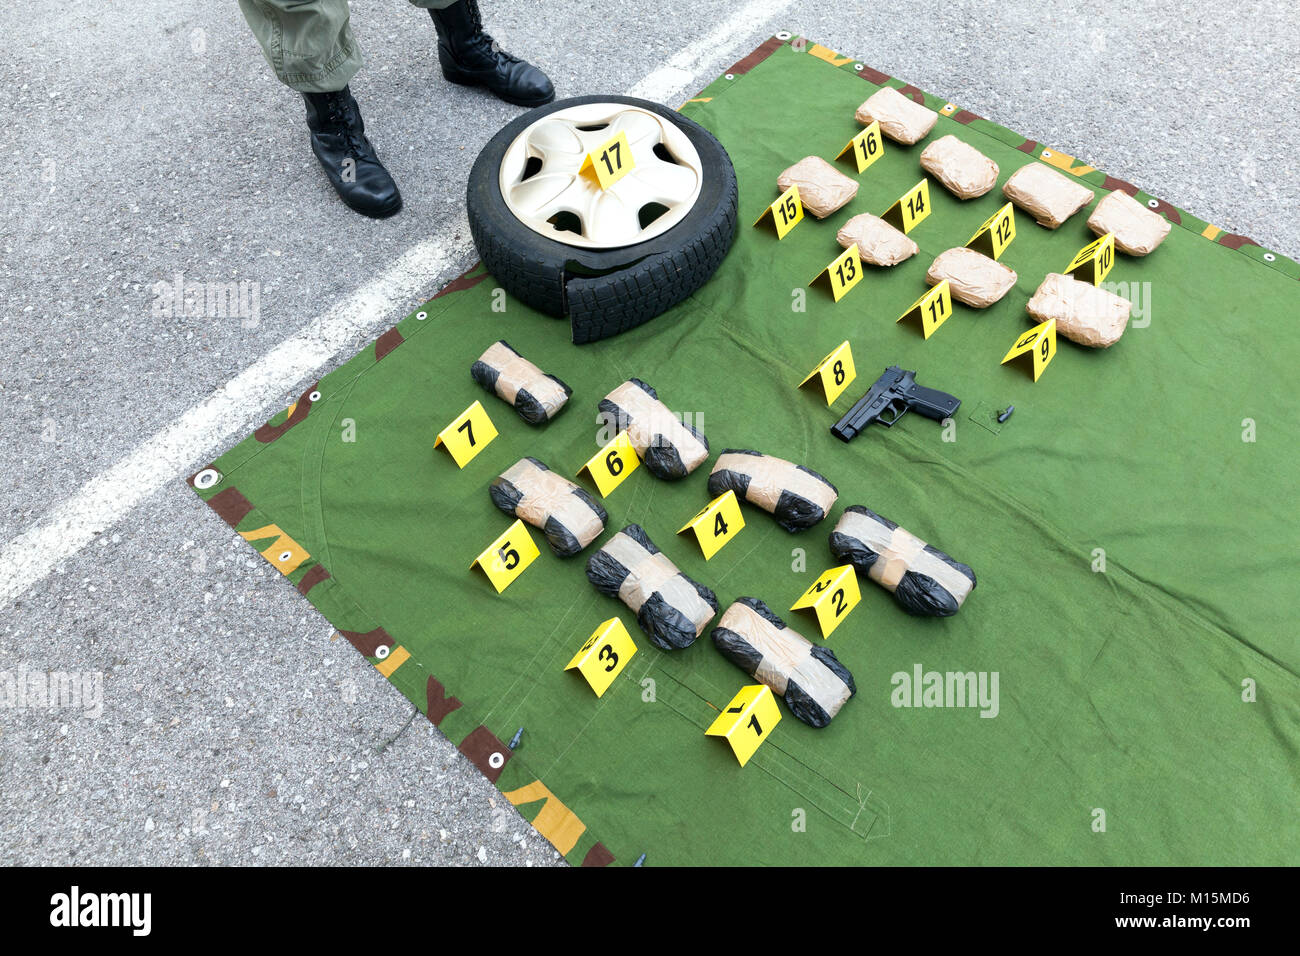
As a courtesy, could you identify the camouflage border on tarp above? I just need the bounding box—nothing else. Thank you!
[187,262,615,867]
[679,34,1298,280]
[188,35,1296,866]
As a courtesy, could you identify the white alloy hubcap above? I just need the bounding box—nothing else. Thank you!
[499,103,704,249]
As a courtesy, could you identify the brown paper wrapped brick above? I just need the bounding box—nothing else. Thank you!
[711,598,856,728]
[585,524,718,651]
[1026,273,1132,348]
[471,340,571,425]
[836,213,918,266]
[828,506,976,617]
[1002,162,1095,229]
[854,86,938,145]
[707,450,838,533]
[489,457,607,557]
[776,156,858,219]
[1087,190,1172,255]
[598,379,709,480]
[926,248,1018,308]
[919,135,999,199]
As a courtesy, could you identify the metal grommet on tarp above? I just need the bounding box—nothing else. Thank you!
[416,311,427,320]
[193,468,222,490]
[775,31,791,40]
[488,752,505,769]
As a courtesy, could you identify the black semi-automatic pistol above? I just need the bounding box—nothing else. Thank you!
[831,366,961,442]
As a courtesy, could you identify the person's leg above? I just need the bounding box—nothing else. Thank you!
[238,0,402,217]
[237,0,362,92]
[411,0,554,107]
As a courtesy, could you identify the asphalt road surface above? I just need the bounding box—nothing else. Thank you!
[2,0,1296,866]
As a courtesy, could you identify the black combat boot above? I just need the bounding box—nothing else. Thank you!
[301,86,403,219]
[428,1,555,108]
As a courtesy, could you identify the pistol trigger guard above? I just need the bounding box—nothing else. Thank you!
[878,400,906,427]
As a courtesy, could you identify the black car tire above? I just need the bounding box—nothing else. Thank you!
[466,95,738,344]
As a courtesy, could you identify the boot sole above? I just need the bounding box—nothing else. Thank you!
[308,139,404,219]
[441,70,555,109]
[344,193,404,219]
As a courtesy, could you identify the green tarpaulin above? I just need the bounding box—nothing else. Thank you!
[190,36,1299,865]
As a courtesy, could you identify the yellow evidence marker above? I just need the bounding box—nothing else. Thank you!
[753,183,804,239]
[835,120,884,174]
[789,564,861,638]
[677,489,745,560]
[470,519,540,593]
[1064,232,1115,286]
[809,243,864,302]
[881,179,931,234]
[576,431,639,497]
[1000,318,1058,382]
[434,400,497,468]
[798,340,856,405]
[966,202,1016,260]
[896,281,953,339]
[565,618,637,697]
[579,130,635,189]
[705,684,782,767]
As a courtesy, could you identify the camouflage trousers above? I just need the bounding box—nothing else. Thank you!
[238,0,462,93]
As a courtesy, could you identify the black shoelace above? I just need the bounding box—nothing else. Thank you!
[326,94,373,160]
[455,1,520,64]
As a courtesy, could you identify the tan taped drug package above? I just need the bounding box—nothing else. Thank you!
[1001,162,1095,229]
[598,378,709,480]
[1026,273,1132,348]
[585,524,718,651]
[707,450,838,532]
[471,340,571,425]
[919,135,999,199]
[1087,189,1172,255]
[836,213,918,266]
[489,457,607,558]
[854,86,938,145]
[711,598,856,728]
[776,156,858,219]
[926,247,1018,307]
[829,506,976,617]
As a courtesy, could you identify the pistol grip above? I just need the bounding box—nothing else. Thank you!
[907,385,961,421]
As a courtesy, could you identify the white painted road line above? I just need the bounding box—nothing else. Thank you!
[627,0,793,102]
[0,232,472,611]
[0,0,792,612]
